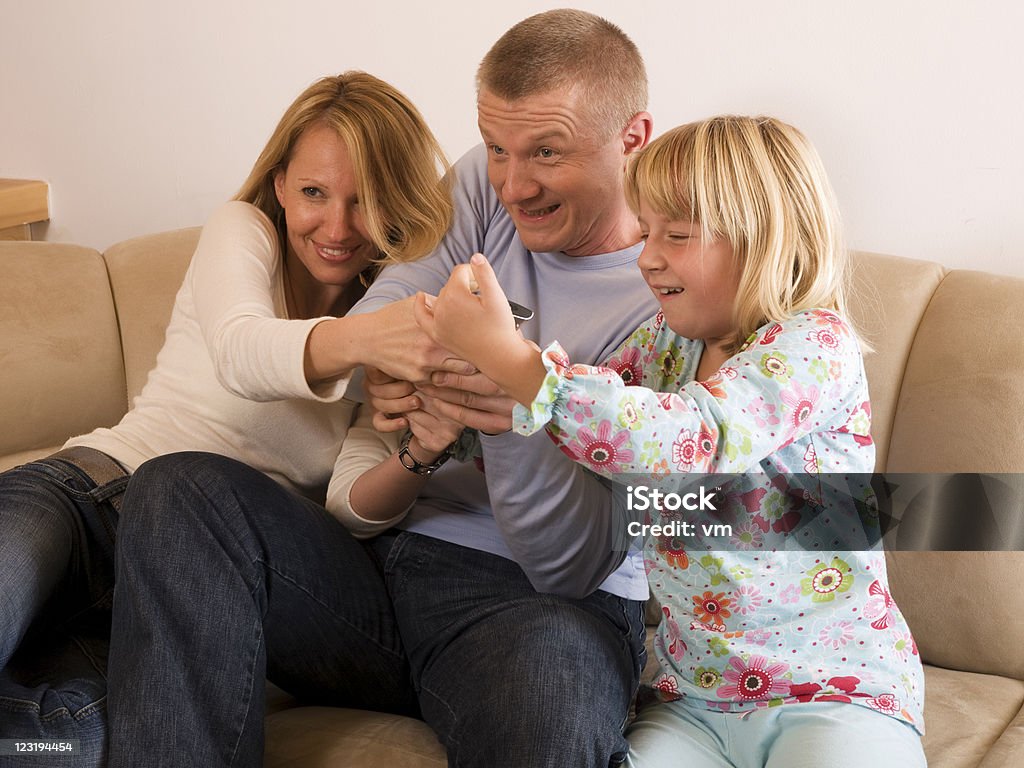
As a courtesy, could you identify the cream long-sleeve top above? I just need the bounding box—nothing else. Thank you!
[69,200,401,534]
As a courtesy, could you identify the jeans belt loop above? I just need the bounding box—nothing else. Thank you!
[50,446,129,510]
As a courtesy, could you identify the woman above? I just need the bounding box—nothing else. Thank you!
[0,71,454,765]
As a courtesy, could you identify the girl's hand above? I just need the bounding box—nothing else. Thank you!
[415,254,520,374]
[416,254,548,408]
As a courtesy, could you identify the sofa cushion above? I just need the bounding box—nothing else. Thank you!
[264,707,445,767]
[920,664,1024,768]
[0,243,126,466]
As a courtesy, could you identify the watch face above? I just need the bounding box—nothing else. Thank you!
[509,300,534,329]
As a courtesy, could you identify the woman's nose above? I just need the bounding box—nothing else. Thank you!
[323,204,356,242]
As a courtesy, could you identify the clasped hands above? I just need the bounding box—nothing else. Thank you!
[367,254,526,438]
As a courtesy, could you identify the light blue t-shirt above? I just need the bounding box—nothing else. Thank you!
[350,144,659,600]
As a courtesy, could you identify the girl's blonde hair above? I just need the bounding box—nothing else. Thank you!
[626,115,865,353]
[236,72,452,269]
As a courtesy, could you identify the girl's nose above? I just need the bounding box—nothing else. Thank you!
[637,240,663,272]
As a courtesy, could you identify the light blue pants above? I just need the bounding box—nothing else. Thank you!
[626,700,926,767]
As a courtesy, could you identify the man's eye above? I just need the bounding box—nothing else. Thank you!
[538,148,555,159]
[490,145,506,156]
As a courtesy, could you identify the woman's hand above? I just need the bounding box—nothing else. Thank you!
[307,297,476,389]
[361,296,478,383]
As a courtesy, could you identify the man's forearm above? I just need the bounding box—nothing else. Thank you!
[481,429,627,598]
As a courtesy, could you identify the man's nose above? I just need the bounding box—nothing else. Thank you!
[501,159,540,204]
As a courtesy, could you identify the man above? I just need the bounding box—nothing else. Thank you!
[109,10,657,767]
[344,11,657,765]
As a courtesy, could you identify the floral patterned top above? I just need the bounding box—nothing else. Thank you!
[513,309,925,733]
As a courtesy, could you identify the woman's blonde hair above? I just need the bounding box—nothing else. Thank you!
[626,115,865,353]
[236,72,452,269]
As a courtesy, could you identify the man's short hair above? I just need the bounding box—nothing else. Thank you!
[477,9,648,138]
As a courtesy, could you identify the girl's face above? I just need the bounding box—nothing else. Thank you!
[636,198,742,352]
[274,123,377,296]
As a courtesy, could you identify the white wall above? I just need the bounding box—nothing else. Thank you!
[2,1,1021,276]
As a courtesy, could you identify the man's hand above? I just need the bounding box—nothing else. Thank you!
[417,370,517,434]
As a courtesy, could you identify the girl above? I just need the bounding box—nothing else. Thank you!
[417,116,926,766]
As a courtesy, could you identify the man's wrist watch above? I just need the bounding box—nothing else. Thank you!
[398,431,453,476]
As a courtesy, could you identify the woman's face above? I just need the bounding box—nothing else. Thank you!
[274,122,377,293]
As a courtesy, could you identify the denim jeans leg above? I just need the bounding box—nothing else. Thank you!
[107,452,414,768]
[0,457,125,767]
[377,532,647,768]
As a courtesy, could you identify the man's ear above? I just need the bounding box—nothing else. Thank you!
[622,111,654,155]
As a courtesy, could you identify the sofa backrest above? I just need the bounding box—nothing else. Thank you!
[103,227,200,403]
[0,242,128,467]
[849,251,1024,681]
[3,234,1022,680]
[0,230,198,472]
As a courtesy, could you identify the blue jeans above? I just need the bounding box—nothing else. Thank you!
[0,455,127,767]
[107,452,646,767]
[380,530,646,767]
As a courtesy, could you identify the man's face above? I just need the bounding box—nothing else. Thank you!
[477,86,632,257]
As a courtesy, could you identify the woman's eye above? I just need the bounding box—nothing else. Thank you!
[302,187,322,198]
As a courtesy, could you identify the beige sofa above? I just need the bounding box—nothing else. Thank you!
[2,228,1022,767]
